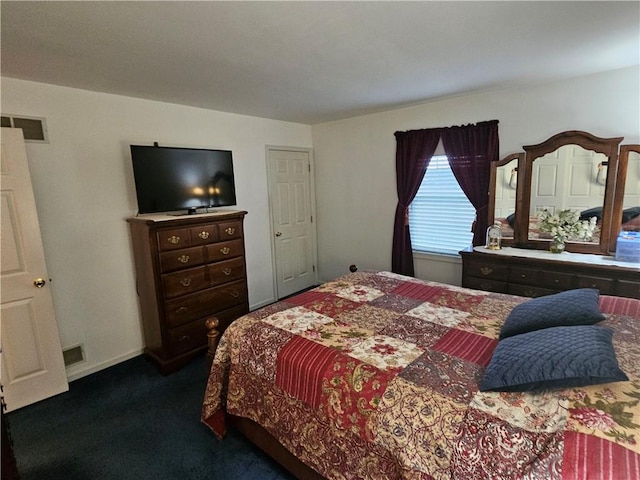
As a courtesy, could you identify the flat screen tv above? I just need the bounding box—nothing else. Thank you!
[130,144,237,215]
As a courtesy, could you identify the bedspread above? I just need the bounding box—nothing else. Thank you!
[202,271,640,479]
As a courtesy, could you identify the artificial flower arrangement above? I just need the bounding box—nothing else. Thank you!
[538,209,598,246]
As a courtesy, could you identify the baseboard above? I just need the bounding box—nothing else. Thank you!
[65,348,144,382]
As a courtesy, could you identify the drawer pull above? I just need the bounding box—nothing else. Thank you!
[168,235,181,245]
[178,335,190,343]
[198,231,210,240]
[225,227,235,236]
[230,290,240,298]
[176,306,188,314]
[223,268,232,276]
[480,267,493,276]
[220,247,231,255]
[520,274,526,278]
[180,278,192,287]
[177,254,190,264]
[554,279,560,284]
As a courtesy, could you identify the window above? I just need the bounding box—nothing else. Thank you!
[409,155,476,255]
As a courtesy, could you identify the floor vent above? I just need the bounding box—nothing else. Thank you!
[63,345,85,367]
[1,114,49,143]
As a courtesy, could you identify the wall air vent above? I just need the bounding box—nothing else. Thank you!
[62,345,85,367]
[1,114,49,143]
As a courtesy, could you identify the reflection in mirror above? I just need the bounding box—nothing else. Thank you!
[620,149,640,233]
[493,157,518,238]
[527,144,608,244]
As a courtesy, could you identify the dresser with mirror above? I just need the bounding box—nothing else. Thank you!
[462,130,640,299]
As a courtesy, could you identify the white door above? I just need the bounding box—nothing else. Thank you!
[267,148,317,299]
[1,127,68,411]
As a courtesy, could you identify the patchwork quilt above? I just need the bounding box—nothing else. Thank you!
[202,271,640,479]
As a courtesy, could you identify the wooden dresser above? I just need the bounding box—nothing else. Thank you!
[461,247,639,300]
[127,210,249,374]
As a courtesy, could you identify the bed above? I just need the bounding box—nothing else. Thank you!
[201,270,640,479]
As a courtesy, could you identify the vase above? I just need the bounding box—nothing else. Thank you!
[549,240,565,253]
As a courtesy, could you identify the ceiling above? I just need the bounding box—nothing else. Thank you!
[2,1,638,125]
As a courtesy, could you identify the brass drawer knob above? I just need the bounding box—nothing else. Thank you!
[225,227,235,236]
[220,247,231,255]
[198,231,210,240]
[178,335,190,343]
[223,268,232,276]
[230,290,240,298]
[176,306,188,314]
[168,235,180,245]
[480,267,493,276]
[180,278,192,287]
[177,255,190,264]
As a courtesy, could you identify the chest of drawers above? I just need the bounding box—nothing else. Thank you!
[461,248,639,300]
[127,211,248,373]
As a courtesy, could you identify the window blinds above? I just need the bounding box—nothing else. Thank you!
[408,155,476,255]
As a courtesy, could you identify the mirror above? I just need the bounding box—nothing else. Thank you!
[526,144,608,245]
[488,153,522,240]
[490,131,625,254]
[611,145,640,249]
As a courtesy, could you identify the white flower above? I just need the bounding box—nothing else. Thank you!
[538,209,597,243]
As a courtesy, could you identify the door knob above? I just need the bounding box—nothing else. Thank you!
[34,278,46,288]
[275,232,282,237]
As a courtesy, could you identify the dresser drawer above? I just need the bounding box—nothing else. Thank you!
[464,261,507,281]
[157,227,192,251]
[577,276,615,295]
[209,257,245,286]
[167,318,208,355]
[217,221,242,240]
[463,276,507,293]
[160,246,205,273]
[508,267,541,285]
[210,280,248,311]
[162,266,208,299]
[164,284,249,329]
[540,271,574,290]
[207,238,244,262]
[508,283,557,298]
[190,225,218,245]
[165,289,216,328]
[616,280,640,299]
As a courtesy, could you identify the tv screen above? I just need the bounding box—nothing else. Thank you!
[130,145,237,215]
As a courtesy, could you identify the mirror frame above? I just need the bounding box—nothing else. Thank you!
[488,153,523,245]
[611,144,640,251]
[490,131,624,254]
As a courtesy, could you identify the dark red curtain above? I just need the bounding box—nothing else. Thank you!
[441,120,499,246]
[391,129,440,276]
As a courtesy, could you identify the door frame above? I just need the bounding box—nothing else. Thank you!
[265,145,319,300]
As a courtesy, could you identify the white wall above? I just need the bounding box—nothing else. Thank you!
[311,67,640,283]
[1,78,312,380]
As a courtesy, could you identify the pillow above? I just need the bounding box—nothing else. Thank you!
[480,326,628,392]
[622,206,640,224]
[580,207,603,222]
[499,288,605,340]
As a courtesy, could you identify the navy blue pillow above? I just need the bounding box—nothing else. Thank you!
[622,206,640,223]
[580,207,603,222]
[499,288,605,340]
[480,326,628,392]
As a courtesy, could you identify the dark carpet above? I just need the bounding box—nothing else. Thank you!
[7,354,294,480]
